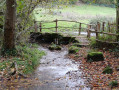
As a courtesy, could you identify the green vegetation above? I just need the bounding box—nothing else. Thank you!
[89,37,97,48]
[68,45,79,54]
[34,4,115,33]
[49,43,62,50]
[82,0,115,7]
[109,80,118,88]
[0,44,45,74]
[87,52,104,62]
[72,43,82,47]
[103,66,113,74]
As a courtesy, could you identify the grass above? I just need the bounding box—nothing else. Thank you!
[33,4,116,33]
[0,44,45,75]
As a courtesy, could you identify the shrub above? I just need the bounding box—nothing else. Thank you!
[16,45,45,74]
[109,80,118,88]
[87,52,104,62]
[89,37,97,48]
[82,0,115,7]
[69,0,78,4]
[103,66,113,74]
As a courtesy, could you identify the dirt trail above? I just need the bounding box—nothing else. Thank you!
[21,45,90,90]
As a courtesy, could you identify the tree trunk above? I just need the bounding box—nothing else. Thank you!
[116,0,119,41]
[3,0,16,49]
[3,0,16,51]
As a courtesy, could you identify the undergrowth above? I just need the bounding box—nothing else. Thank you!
[0,44,45,74]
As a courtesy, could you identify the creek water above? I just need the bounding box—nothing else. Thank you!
[23,45,90,90]
[0,45,91,90]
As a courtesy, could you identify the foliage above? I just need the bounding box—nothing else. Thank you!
[89,37,97,47]
[103,66,113,74]
[0,44,45,74]
[1,48,17,57]
[49,43,62,50]
[109,80,118,88]
[68,45,79,54]
[69,0,78,4]
[82,0,115,7]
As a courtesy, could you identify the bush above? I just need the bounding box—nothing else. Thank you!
[16,45,45,74]
[89,37,97,47]
[0,44,45,74]
[68,46,79,54]
[69,0,78,4]
[103,66,113,74]
[109,81,118,88]
[82,0,115,7]
[87,52,104,62]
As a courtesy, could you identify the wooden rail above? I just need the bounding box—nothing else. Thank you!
[34,19,119,44]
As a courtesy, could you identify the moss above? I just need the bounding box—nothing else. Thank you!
[72,43,82,47]
[49,43,61,50]
[103,66,113,74]
[109,81,118,88]
[31,32,79,45]
[87,52,104,62]
[68,46,79,54]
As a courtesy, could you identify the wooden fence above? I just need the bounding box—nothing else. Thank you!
[34,19,119,44]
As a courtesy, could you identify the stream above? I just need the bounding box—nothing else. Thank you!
[23,45,90,90]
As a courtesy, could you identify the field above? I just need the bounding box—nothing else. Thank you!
[33,4,116,33]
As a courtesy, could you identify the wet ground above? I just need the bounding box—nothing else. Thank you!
[0,45,91,90]
[22,45,90,90]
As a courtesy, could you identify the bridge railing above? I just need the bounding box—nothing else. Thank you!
[34,19,119,44]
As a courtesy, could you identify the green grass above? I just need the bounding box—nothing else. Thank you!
[33,4,116,33]
[0,44,45,74]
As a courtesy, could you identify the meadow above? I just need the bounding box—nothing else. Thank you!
[33,4,116,33]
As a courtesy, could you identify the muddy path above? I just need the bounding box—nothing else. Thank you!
[21,45,90,90]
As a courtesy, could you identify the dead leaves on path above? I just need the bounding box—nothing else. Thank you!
[69,47,119,89]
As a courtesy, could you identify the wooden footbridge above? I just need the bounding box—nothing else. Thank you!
[33,19,119,44]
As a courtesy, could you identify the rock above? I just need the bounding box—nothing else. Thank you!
[61,37,79,45]
[30,32,79,45]
[87,52,104,62]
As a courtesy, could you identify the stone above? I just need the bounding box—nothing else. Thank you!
[87,52,104,62]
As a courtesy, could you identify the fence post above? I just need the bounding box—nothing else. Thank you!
[79,23,81,35]
[96,25,98,39]
[87,25,91,38]
[55,19,58,33]
[40,22,42,33]
[97,22,100,31]
[34,20,38,32]
[108,22,110,32]
[102,22,105,31]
